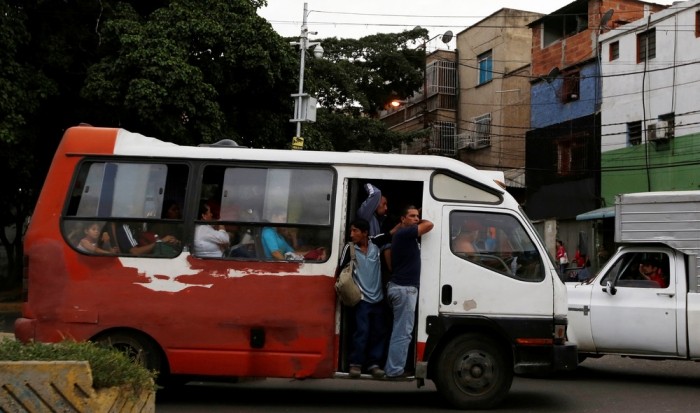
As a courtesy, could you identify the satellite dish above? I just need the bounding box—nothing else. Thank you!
[545,66,560,83]
[600,9,614,29]
[441,30,454,44]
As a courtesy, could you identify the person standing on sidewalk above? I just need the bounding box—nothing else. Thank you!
[384,206,433,378]
[556,239,569,279]
[336,218,388,379]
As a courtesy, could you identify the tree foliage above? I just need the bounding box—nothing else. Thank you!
[0,0,427,285]
[301,27,428,151]
[82,0,298,147]
[308,26,428,113]
[0,0,57,287]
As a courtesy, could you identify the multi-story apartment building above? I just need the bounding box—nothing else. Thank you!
[455,8,542,199]
[525,0,665,263]
[380,50,458,156]
[599,0,700,204]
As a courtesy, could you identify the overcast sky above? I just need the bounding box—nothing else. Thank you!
[258,0,676,50]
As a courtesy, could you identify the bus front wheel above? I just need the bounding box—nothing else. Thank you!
[433,333,513,410]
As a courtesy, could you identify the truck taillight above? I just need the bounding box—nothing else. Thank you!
[554,324,566,345]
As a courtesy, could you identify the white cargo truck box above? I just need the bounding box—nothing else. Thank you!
[615,190,700,290]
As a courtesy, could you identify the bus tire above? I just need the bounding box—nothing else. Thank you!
[95,331,163,376]
[433,333,513,410]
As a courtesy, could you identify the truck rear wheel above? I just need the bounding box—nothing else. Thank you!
[433,333,513,410]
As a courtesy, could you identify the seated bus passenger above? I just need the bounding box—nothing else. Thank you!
[261,210,326,261]
[114,222,179,255]
[76,222,117,255]
[194,200,230,258]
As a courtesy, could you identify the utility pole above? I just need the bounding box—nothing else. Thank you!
[290,3,323,150]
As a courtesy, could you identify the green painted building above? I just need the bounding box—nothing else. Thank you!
[601,133,700,206]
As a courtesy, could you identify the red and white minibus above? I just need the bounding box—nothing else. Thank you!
[17,125,576,409]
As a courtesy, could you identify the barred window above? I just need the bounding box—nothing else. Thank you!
[474,114,492,148]
[628,121,642,146]
[637,29,656,63]
[430,121,457,156]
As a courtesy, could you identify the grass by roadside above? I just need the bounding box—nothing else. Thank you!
[0,339,157,392]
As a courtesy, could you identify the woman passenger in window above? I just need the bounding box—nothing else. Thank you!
[194,200,230,258]
[261,210,300,260]
[261,209,326,261]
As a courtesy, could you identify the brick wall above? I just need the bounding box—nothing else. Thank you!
[531,0,667,76]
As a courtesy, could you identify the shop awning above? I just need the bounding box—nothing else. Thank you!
[576,206,615,221]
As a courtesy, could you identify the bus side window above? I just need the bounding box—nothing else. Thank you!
[194,165,334,261]
[63,161,188,257]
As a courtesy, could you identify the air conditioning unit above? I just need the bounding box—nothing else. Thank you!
[647,124,657,141]
[456,134,473,150]
[457,133,490,150]
[473,136,490,149]
[655,120,669,140]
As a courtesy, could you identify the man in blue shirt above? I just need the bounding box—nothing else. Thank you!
[336,218,387,379]
[357,183,388,237]
[384,205,433,378]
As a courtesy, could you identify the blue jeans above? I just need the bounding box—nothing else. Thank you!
[350,300,387,369]
[384,282,418,376]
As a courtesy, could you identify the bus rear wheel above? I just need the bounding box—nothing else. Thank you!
[95,331,163,376]
[433,333,513,410]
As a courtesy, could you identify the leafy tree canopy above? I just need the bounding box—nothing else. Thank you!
[305,26,427,114]
[0,0,428,284]
[299,26,428,151]
[82,0,298,147]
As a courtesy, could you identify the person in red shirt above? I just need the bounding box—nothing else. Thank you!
[639,258,667,288]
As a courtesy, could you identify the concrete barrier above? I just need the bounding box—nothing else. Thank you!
[0,361,155,412]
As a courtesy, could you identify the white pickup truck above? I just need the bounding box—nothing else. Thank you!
[567,191,700,361]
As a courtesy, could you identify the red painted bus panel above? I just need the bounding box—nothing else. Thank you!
[19,127,339,379]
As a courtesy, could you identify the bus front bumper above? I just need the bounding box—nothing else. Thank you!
[514,341,578,374]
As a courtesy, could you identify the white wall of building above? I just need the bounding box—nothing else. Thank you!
[600,0,700,152]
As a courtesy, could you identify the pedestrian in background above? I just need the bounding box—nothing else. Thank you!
[556,239,569,279]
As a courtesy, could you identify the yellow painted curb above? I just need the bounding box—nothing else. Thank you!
[0,361,155,412]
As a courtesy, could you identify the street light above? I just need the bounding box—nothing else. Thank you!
[290,2,323,150]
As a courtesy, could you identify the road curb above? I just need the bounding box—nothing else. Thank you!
[0,361,155,412]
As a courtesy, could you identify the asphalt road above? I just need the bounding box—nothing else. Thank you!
[155,356,700,412]
[4,306,699,412]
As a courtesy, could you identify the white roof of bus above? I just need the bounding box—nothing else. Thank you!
[114,129,505,193]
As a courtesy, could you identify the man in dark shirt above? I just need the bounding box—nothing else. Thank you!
[384,205,433,378]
